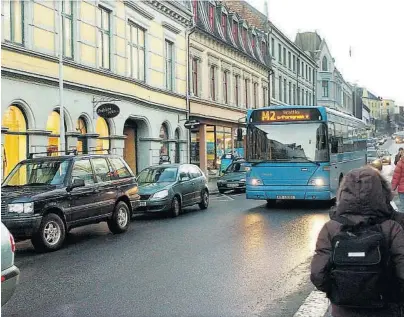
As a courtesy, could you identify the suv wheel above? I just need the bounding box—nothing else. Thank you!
[31,213,66,252]
[108,201,130,234]
[199,190,209,210]
[171,196,181,218]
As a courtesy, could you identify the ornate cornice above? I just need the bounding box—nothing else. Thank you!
[145,0,193,27]
[124,1,155,20]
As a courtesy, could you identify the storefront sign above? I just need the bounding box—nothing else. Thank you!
[184,120,200,129]
[96,103,120,119]
[251,108,322,123]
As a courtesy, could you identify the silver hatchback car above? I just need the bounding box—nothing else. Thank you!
[1,222,20,306]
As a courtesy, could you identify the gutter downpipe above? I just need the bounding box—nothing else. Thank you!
[186,25,196,164]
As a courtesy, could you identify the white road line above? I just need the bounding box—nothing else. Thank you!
[293,290,329,317]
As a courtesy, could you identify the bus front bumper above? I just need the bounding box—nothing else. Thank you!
[246,185,331,201]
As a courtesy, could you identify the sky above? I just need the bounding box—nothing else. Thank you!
[245,0,404,106]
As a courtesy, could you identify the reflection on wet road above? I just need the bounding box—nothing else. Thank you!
[4,194,331,317]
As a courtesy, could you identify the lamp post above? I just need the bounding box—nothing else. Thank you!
[58,1,65,154]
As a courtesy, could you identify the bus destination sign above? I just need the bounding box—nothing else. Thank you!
[251,108,322,123]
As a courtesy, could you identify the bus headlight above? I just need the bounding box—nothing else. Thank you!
[250,178,263,186]
[308,178,325,186]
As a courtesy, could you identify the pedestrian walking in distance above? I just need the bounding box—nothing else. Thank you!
[392,155,404,208]
[395,148,404,165]
[311,167,404,317]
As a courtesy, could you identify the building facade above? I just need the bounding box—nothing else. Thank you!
[189,0,270,176]
[361,88,382,119]
[1,0,193,178]
[295,32,353,114]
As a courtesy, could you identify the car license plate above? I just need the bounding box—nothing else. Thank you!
[139,201,147,207]
[276,195,295,200]
[227,183,238,188]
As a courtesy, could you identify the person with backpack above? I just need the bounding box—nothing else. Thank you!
[311,166,404,317]
[395,148,404,165]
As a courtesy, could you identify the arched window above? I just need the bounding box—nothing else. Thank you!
[2,105,28,179]
[77,117,88,154]
[159,124,169,156]
[46,110,64,155]
[175,128,180,163]
[96,117,110,154]
[322,56,328,71]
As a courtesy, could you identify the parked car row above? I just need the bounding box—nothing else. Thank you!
[1,154,209,254]
[366,148,392,169]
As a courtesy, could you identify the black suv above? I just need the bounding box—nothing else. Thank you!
[1,154,139,252]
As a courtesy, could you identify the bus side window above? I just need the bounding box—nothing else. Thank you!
[330,137,339,154]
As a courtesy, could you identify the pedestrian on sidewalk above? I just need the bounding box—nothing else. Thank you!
[392,156,404,207]
[311,167,404,317]
[395,148,404,165]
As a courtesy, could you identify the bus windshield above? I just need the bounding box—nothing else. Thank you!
[247,122,329,163]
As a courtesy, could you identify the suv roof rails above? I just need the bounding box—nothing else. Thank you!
[28,149,111,159]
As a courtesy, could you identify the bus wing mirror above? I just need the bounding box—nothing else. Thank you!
[237,128,243,141]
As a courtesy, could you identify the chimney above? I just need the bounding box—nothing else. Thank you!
[263,0,268,17]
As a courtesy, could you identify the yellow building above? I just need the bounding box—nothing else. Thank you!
[361,88,382,119]
[189,1,271,175]
[1,0,193,178]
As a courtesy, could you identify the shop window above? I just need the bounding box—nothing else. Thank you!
[77,117,88,154]
[96,117,110,153]
[46,111,65,155]
[2,105,27,180]
[159,124,169,157]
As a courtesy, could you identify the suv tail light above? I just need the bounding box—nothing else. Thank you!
[9,233,15,253]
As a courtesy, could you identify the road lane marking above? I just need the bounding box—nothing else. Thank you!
[293,290,329,317]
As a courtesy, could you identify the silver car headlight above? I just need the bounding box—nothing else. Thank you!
[151,190,169,200]
[8,202,34,214]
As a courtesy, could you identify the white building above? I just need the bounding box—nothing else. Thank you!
[295,32,353,114]
[269,25,317,106]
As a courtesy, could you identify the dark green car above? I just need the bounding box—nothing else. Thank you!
[217,160,247,194]
[134,164,209,217]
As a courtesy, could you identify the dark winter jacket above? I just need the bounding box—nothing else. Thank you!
[393,158,404,193]
[396,153,402,165]
[312,167,404,317]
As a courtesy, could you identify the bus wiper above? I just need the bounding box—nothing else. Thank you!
[291,156,320,166]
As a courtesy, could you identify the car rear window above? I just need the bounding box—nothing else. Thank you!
[109,158,131,179]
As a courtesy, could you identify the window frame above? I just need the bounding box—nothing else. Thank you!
[128,22,146,82]
[7,0,25,45]
[253,82,258,109]
[108,157,132,180]
[98,6,111,70]
[62,0,74,59]
[165,39,174,91]
[279,76,282,102]
[192,58,198,96]
[70,158,96,186]
[223,71,228,104]
[90,157,113,183]
[244,78,249,107]
[235,75,239,106]
[208,4,214,29]
[210,65,216,101]
[221,13,227,35]
[278,44,281,63]
[322,80,329,97]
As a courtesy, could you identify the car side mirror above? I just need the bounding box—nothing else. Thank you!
[70,178,85,190]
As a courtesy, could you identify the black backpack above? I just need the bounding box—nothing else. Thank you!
[328,216,392,309]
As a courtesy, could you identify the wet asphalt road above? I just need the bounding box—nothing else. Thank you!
[3,193,331,317]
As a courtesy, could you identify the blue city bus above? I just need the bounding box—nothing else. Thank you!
[244,105,368,202]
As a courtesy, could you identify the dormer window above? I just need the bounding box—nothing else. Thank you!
[252,34,256,48]
[242,27,247,45]
[208,4,214,29]
[232,20,238,41]
[221,13,227,35]
[193,0,198,22]
[261,41,266,56]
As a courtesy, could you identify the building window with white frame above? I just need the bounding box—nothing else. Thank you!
[288,81,292,104]
[210,65,216,101]
[283,48,286,66]
[279,76,282,102]
[322,80,329,97]
[278,44,281,63]
[165,40,174,90]
[192,58,199,96]
[98,6,111,70]
[271,75,275,98]
[244,78,249,108]
[234,75,240,106]
[293,55,296,72]
[263,86,268,106]
[293,84,296,104]
[223,71,228,104]
[283,78,287,103]
[62,0,73,58]
[288,52,291,69]
[309,92,312,105]
[253,82,258,109]
[128,23,146,81]
[271,38,275,57]
[301,88,304,105]
[3,0,24,45]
